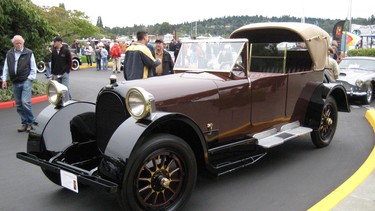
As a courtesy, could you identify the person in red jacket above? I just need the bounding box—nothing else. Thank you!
[110,41,122,73]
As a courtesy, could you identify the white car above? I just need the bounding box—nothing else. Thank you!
[337,56,375,104]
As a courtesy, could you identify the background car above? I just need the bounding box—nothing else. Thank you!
[36,43,82,73]
[336,56,375,104]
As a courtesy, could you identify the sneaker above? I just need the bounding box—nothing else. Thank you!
[26,125,33,132]
[117,71,121,74]
[113,71,115,73]
[17,124,27,132]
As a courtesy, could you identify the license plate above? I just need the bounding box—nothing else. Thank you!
[60,170,79,193]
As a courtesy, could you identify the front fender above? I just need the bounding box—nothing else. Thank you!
[104,112,206,160]
[27,101,95,154]
[101,112,207,184]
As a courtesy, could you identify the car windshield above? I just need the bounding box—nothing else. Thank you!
[174,39,247,72]
[339,58,375,71]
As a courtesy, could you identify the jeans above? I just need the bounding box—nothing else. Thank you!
[54,72,71,99]
[102,57,108,70]
[45,62,51,78]
[96,58,101,70]
[12,79,35,125]
[86,55,92,65]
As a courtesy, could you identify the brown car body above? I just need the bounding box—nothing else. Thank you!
[17,22,350,210]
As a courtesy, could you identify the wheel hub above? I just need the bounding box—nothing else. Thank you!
[320,107,333,136]
[151,171,170,191]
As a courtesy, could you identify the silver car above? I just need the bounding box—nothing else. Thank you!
[337,56,375,104]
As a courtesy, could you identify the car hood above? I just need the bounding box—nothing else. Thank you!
[118,72,224,109]
[338,68,375,85]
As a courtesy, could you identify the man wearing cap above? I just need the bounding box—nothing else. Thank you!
[1,35,37,132]
[152,39,174,76]
[51,36,72,97]
[123,30,160,80]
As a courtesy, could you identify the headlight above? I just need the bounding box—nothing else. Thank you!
[355,79,364,87]
[125,87,155,120]
[47,80,69,106]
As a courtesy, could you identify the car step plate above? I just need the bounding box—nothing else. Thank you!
[256,126,312,148]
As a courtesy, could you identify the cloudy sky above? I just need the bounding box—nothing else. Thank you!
[31,0,374,28]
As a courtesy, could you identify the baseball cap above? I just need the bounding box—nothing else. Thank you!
[53,36,62,42]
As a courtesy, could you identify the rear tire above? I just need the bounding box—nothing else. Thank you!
[311,96,338,148]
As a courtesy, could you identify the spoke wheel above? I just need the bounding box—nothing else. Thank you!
[136,152,184,209]
[311,96,338,148]
[120,134,197,211]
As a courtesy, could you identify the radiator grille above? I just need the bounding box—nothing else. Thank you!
[96,91,129,152]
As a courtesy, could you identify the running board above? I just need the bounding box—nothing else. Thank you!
[253,121,312,148]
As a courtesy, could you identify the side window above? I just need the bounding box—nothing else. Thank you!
[249,42,313,74]
[249,43,284,73]
[285,50,312,73]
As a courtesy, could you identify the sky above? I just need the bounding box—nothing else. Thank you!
[31,0,374,28]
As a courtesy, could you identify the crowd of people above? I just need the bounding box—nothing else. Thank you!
[69,31,178,79]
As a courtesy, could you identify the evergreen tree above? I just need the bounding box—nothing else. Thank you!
[97,16,103,28]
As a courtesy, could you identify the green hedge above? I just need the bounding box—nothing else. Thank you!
[80,55,112,64]
[347,48,375,57]
[0,80,47,102]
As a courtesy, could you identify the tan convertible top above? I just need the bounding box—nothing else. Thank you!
[230,22,330,71]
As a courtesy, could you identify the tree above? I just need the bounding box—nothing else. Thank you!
[157,22,173,35]
[39,6,100,44]
[0,0,55,67]
[97,16,103,28]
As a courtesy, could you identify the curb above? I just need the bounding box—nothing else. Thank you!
[0,95,48,109]
[308,109,375,210]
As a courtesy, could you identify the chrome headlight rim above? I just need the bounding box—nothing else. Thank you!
[47,80,68,106]
[125,87,154,120]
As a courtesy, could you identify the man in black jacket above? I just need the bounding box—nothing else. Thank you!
[1,35,37,132]
[51,36,72,97]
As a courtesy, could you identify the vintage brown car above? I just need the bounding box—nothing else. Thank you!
[17,22,350,210]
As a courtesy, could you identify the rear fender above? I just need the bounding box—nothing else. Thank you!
[321,83,351,112]
[304,83,350,129]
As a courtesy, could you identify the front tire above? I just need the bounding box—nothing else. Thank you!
[119,134,197,211]
[311,96,338,148]
[41,167,61,186]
